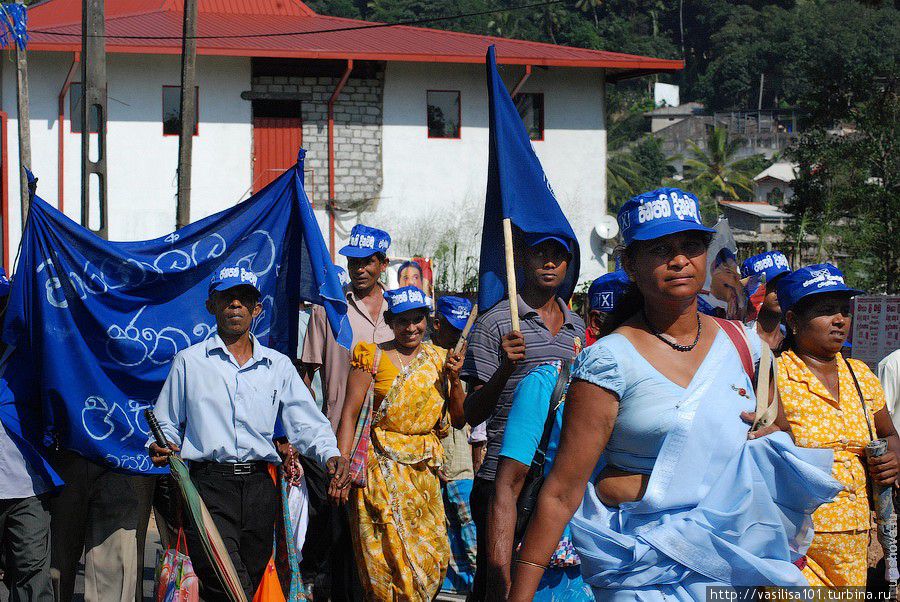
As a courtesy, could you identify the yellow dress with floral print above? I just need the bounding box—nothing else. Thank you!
[348,341,451,601]
[777,349,886,587]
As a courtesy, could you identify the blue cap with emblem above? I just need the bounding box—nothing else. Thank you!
[339,224,391,258]
[384,286,430,315]
[775,263,864,314]
[523,232,572,253]
[208,264,260,294]
[740,251,791,284]
[436,296,473,331]
[618,188,715,246]
[588,270,630,313]
[0,267,9,297]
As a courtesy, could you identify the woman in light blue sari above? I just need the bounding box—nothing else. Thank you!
[508,188,842,601]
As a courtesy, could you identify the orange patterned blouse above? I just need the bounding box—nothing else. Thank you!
[777,349,886,533]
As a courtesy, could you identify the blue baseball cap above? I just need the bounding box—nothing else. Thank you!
[741,251,791,283]
[209,264,260,295]
[524,232,571,253]
[775,263,864,314]
[436,296,473,331]
[339,224,391,258]
[588,270,630,313]
[618,188,715,246]
[0,267,9,297]
[384,286,430,315]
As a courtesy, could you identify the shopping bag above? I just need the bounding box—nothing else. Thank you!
[252,556,287,602]
[155,528,199,602]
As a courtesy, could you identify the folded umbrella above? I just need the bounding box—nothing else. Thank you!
[146,409,248,602]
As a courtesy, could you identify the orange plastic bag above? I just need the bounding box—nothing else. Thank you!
[253,465,286,602]
[252,556,285,602]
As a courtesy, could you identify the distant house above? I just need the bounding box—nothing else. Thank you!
[718,200,790,254]
[646,101,705,133]
[753,161,797,206]
[646,107,800,176]
[1,0,681,281]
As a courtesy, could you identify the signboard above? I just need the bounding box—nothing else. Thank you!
[852,295,900,368]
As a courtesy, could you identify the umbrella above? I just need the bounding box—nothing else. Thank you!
[866,439,899,586]
[145,410,248,602]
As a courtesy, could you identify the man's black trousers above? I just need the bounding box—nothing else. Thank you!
[185,464,277,601]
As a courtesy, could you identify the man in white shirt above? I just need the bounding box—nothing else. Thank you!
[879,349,900,433]
[149,264,347,598]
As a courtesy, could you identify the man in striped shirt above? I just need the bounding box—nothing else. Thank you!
[462,234,585,601]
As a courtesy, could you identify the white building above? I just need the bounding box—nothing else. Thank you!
[3,0,680,284]
[752,161,797,206]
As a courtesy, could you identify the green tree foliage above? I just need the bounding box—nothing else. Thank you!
[683,126,755,202]
[787,90,900,293]
[697,1,900,125]
[306,0,898,128]
[607,136,675,210]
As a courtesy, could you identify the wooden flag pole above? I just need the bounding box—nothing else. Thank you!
[14,0,31,228]
[502,218,520,332]
[453,304,479,355]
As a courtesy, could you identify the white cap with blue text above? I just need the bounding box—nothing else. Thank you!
[208,264,259,294]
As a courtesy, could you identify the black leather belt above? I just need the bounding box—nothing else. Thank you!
[189,461,269,476]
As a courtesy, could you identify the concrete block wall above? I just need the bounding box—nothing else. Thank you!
[251,68,384,209]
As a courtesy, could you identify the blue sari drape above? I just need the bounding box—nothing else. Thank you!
[571,344,842,600]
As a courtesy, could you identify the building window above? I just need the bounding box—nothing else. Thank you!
[69,83,99,134]
[767,187,784,205]
[162,86,199,136]
[515,93,544,141]
[427,90,460,139]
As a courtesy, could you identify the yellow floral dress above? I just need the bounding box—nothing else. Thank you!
[349,341,451,601]
[777,349,887,587]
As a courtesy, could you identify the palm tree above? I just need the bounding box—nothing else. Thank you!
[683,126,755,201]
[607,149,642,212]
[575,0,603,27]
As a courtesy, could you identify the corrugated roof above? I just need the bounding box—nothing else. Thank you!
[753,161,798,183]
[720,201,790,219]
[26,0,683,75]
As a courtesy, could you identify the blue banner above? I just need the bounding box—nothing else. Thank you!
[1,149,350,474]
[0,3,28,50]
[477,45,580,312]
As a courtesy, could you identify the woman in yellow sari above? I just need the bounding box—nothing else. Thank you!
[333,285,467,601]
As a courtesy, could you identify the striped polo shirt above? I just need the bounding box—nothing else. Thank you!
[461,296,585,481]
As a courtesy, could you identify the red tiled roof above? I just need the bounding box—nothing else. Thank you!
[26,0,683,76]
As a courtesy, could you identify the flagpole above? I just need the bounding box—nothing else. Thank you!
[502,218,521,332]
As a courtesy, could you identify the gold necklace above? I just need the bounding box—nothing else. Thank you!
[394,346,420,372]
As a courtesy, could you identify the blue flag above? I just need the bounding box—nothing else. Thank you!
[1,149,351,475]
[477,45,580,312]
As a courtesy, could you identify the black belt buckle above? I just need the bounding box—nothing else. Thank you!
[233,463,254,475]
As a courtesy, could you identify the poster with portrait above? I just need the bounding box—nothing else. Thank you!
[385,256,434,301]
[698,218,749,321]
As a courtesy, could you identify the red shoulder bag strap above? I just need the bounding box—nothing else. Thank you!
[713,317,754,382]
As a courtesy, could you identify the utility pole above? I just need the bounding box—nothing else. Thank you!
[81,0,109,239]
[175,0,198,230]
[14,0,31,229]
